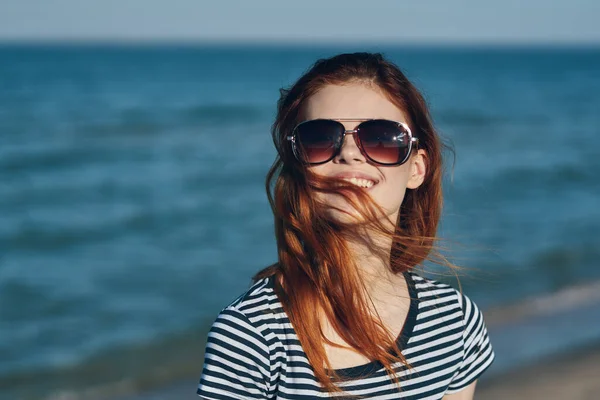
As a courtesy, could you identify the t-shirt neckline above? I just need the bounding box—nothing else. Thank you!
[267,270,420,380]
[328,270,419,379]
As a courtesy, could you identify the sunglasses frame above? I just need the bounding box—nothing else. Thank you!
[286,118,419,166]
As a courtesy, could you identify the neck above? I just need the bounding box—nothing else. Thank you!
[344,227,403,298]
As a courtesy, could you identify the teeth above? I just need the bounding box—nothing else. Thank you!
[344,177,375,188]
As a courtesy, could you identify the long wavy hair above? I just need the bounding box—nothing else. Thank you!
[254,52,449,394]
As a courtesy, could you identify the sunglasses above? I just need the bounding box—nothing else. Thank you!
[286,119,418,166]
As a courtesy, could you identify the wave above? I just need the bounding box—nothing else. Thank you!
[0,321,212,400]
[179,104,268,125]
[435,109,546,128]
[490,162,597,187]
[484,278,600,327]
[0,147,115,174]
[0,199,210,252]
[435,109,501,127]
[77,103,268,136]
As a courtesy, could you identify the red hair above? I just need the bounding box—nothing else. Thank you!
[254,53,449,394]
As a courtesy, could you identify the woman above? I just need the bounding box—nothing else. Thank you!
[197,52,494,399]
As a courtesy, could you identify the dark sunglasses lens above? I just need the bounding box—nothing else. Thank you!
[358,120,411,165]
[295,120,342,164]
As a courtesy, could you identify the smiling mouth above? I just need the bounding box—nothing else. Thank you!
[342,177,376,189]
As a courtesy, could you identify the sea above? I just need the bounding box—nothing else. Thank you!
[1,43,599,399]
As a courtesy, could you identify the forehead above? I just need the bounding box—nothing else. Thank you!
[302,83,408,123]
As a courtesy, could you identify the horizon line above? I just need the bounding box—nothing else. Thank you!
[1,37,599,49]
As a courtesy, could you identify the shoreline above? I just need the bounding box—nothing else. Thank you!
[477,342,600,399]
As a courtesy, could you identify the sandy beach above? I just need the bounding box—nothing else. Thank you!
[476,279,600,399]
[477,343,600,400]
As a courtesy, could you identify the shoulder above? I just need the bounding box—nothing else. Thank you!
[208,276,281,344]
[408,270,463,307]
[199,278,279,398]
[224,276,280,321]
[407,271,495,391]
[204,276,281,366]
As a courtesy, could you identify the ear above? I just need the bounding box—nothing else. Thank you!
[406,149,427,189]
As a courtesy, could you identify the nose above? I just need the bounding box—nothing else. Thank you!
[333,131,366,164]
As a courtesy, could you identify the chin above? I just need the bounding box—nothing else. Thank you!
[325,207,364,225]
[320,195,398,227]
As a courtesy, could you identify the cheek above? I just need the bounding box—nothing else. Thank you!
[309,165,328,177]
[376,169,411,209]
[375,184,406,209]
[307,165,339,204]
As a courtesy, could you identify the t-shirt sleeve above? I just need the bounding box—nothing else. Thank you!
[446,293,495,393]
[197,308,271,399]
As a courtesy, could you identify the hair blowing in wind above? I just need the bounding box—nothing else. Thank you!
[254,52,452,393]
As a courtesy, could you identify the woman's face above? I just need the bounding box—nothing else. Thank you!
[303,82,427,224]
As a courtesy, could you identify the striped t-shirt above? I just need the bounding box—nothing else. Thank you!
[197,271,495,399]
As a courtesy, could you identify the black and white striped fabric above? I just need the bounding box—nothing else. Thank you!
[197,271,495,399]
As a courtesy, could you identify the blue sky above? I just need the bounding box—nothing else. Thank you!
[1,0,599,43]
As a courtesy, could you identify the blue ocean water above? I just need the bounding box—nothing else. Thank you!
[0,44,599,399]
